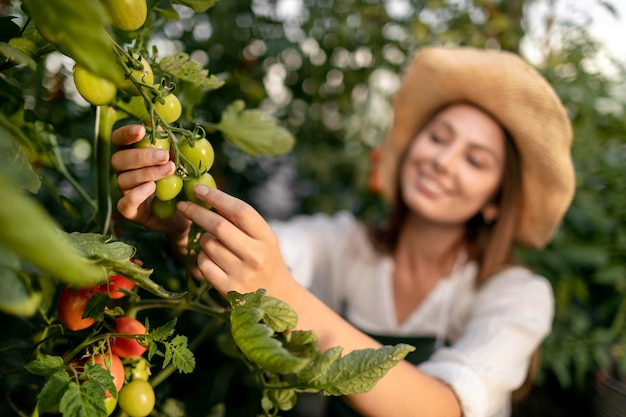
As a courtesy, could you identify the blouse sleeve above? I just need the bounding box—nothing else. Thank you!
[268,211,359,311]
[418,267,554,417]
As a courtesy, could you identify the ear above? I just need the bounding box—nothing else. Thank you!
[482,203,499,224]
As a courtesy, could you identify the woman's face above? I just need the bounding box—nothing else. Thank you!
[400,103,506,226]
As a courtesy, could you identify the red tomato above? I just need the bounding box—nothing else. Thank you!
[111,317,147,358]
[99,274,136,299]
[57,286,98,331]
[92,352,124,397]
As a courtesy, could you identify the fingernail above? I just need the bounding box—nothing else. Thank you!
[152,149,169,162]
[130,125,144,137]
[195,185,210,196]
[177,201,189,212]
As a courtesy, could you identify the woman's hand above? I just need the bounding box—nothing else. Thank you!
[111,124,191,240]
[176,185,293,298]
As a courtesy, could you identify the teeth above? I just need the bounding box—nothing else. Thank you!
[421,176,442,192]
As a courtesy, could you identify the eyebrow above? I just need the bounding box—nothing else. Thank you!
[431,117,503,165]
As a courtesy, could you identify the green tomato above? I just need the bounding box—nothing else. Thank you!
[133,136,170,151]
[183,173,217,209]
[154,91,182,124]
[104,396,117,416]
[125,356,151,382]
[155,174,183,201]
[117,54,154,96]
[102,0,147,32]
[73,65,117,106]
[179,138,215,173]
[151,198,178,219]
[118,379,155,417]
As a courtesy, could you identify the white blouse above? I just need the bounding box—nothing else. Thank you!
[270,211,554,417]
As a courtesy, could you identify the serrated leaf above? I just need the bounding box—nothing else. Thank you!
[59,380,108,417]
[0,174,106,287]
[169,335,196,374]
[150,319,177,341]
[21,0,122,84]
[217,100,295,156]
[38,371,71,412]
[297,344,415,396]
[171,0,219,13]
[0,42,37,69]
[67,233,185,299]
[159,52,224,90]
[83,293,111,322]
[84,363,116,399]
[260,296,298,333]
[228,290,311,374]
[0,122,41,193]
[25,355,65,376]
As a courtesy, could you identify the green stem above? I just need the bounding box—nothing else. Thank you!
[149,317,222,388]
[95,106,121,235]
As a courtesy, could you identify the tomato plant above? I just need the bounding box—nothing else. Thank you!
[103,396,117,416]
[117,54,154,96]
[155,174,183,201]
[118,379,155,417]
[98,273,136,299]
[133,135,171,150]
[73,64,117,106]
[151,197,178,219]
[180,137,215,173]
[111,316,147,358]
[126,356,152,382]
[183,173,217,208]
[153,89,182,124]
[102,0,147,32]
[56,285,98,331]
[92,352,125,396]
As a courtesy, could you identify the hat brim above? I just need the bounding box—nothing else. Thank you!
[380,47,575,248]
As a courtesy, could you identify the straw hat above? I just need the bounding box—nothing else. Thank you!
[379,46,575,249]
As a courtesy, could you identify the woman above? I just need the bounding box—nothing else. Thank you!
[111,46,575,417]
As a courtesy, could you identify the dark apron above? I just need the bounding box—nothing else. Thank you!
[325,335,439,417]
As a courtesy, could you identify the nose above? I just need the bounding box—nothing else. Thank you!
[432,143,461,174]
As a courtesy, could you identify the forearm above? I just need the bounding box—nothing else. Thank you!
[272,279,462,417]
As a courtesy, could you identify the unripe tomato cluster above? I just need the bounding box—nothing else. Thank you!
[56,260,156,416]
[139,134,217,219]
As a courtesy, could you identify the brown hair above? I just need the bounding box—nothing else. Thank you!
[368,108,523,286]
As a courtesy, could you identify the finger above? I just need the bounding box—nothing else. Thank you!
[111,148,171,174]
[116,161,176,193]
[196,251,229,293]
[191,186,272,239]
[199,232,242,275]
[177,200,251,259]
[111,124,146,148]
[116,182,155,220]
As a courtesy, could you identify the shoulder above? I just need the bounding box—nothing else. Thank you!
[473,265,554,321]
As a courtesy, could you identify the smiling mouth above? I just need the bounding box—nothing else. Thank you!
[419,175,445,194]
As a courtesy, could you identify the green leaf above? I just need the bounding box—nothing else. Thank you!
[25,355,65,376]
[217,100,295,156]
[159,51,224,90]
[169,335,196,374]
[228,290,311,374]
[38,371,71,412]
[83,293,112,322]
[21,0,122,84]
[297,344,416,396]
[0,123,41,193]
[260,295,298,333]
[0,41,37,69]
[171,0,220,13]
[67,233,186,299]
[0,174,106,288]
[59,380,108,417]
[150,319,177,341]
[84,363,116,399]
